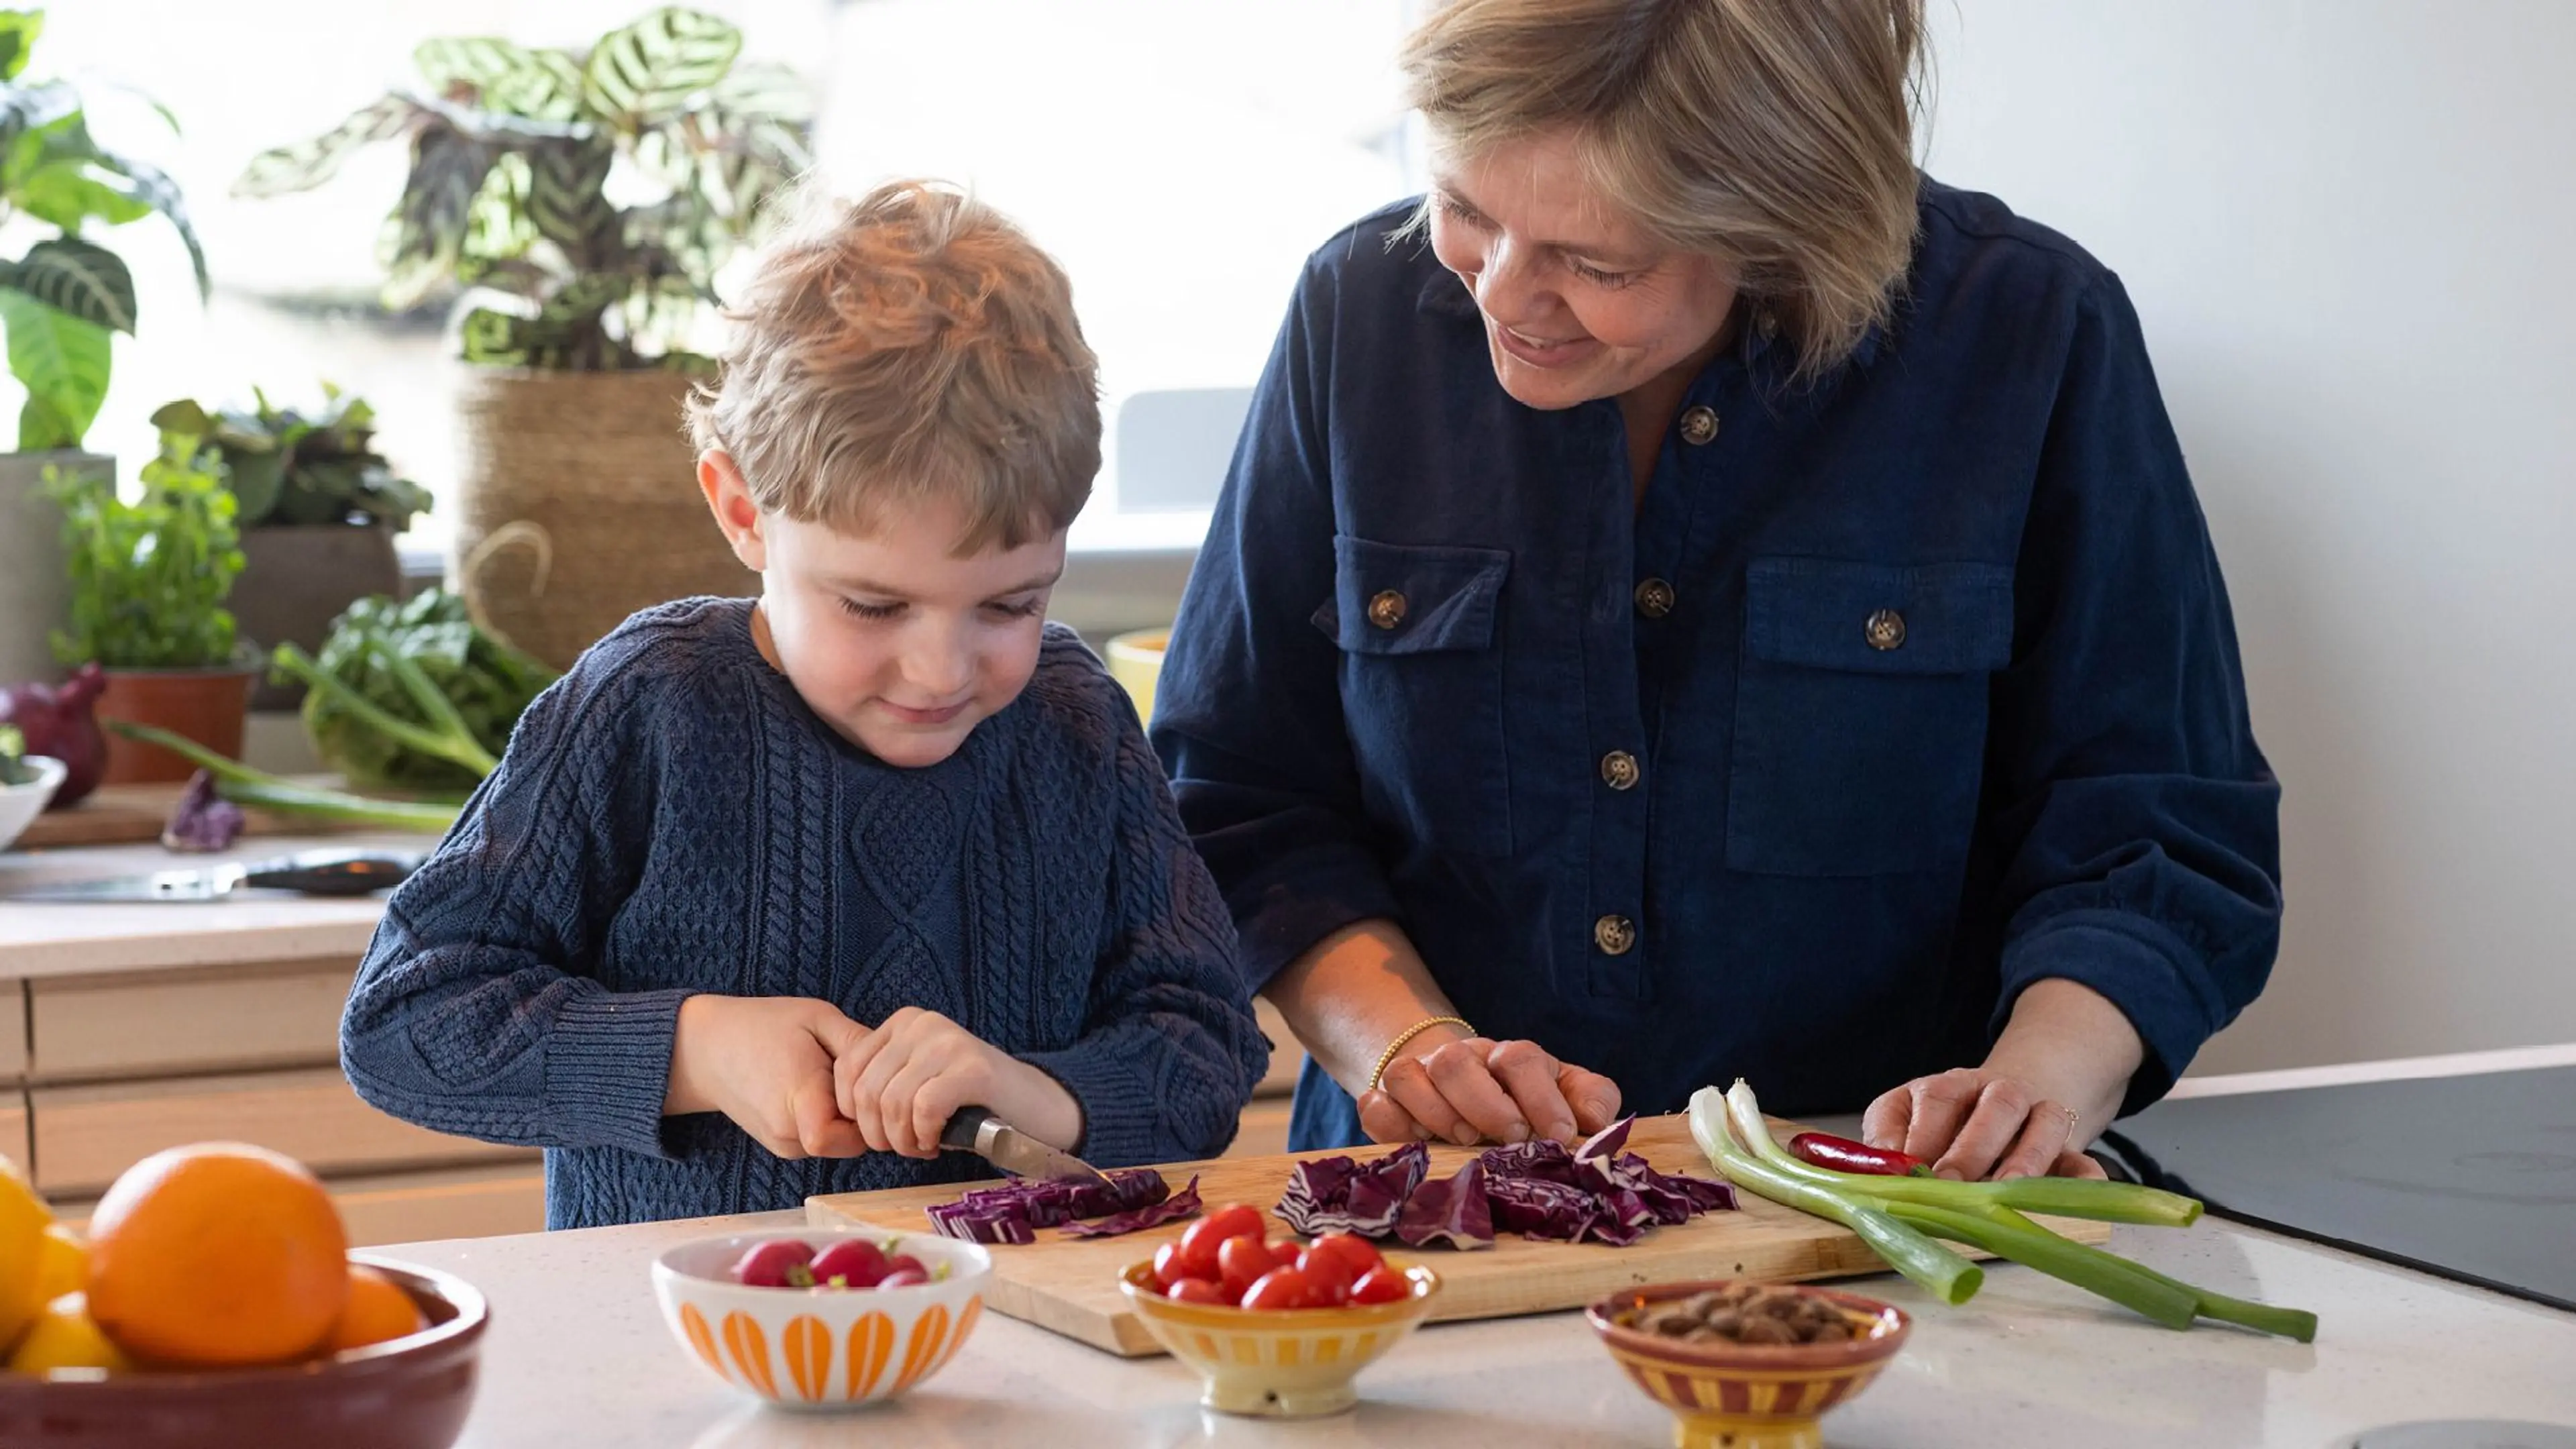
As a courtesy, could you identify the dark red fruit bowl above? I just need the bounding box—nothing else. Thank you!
[0,1253,488,1449]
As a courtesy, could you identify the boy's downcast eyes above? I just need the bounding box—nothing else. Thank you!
[833,596,1048,622]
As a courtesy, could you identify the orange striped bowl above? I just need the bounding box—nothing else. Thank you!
[1586,1281,1910,1449]
[1117,1258,1440,1418]
[651,1229,990,1411]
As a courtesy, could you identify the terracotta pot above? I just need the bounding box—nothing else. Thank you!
[233,521,404,710]
[95,664,258,784]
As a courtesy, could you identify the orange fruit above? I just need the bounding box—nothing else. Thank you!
[8,1292,131,1377]
[85,1142,349,1368]
[0,1156,54,1354]
[324,1264,425,1354]
[32,1226,85,1306]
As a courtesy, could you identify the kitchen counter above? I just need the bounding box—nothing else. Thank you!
[0,830,437,978]
[386,1047,2576,1449]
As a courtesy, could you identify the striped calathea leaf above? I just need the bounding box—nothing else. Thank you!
[582,7,741,132]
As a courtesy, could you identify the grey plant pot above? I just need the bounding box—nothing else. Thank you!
[0,450,109,688]
[233,521,404,710]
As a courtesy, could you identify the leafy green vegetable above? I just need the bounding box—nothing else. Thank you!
[277,589,555,792]
[46,427,245,669]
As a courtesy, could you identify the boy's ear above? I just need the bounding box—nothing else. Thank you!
[698,449,768,571]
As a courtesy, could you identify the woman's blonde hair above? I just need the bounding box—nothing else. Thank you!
[1399,0,1925,378]
[685,179,1099,551]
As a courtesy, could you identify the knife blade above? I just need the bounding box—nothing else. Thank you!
[1,848,426,904]
[938,1106,1112,1187]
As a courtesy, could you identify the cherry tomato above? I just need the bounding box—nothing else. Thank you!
[1240,1267,1318,1312]
[1182,1205,1265,1258]
[1152,1241,1190,1289]
[1218,1235,1282,1302]
[1295,1244,1355,1305]
[1350,1267,1410,1305]
[883,1254,927,1280]
[1167,1277,1229,1305]
[1307,1232,1385,1282]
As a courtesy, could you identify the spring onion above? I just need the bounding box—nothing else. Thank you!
[1687,1087,1984,1305]
[107,722,461,833]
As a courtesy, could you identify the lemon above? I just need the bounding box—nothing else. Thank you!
[0,1157,54,1354]
[8,1292,131,1377]
[32,1226,83,1305]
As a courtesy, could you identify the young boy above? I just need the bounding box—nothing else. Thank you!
[341,180,1269,1228]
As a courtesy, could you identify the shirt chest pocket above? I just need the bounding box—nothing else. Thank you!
[1727,558,2015,876]
[1315,535,1514,858]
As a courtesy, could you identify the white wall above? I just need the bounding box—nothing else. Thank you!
[1920,1,2576,1072]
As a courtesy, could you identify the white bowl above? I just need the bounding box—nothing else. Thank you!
[0,756,65,851]
[650,1228,992,1411]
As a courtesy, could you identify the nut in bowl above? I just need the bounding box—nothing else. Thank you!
[1118,1256,1440,1418]
[1589,1280,1910,1449]
[651,1228,990,1411]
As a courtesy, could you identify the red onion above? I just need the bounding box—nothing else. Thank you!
[0,663,107,808]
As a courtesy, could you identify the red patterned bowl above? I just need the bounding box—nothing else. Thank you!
[1587,1281,1909,1449]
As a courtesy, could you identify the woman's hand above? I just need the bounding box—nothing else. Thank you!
[1860,979,2143,1181]
[1356,1027,1623,1147]
[832,1006,1083,1159]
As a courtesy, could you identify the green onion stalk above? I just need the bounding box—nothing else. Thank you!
[106,722,461,833]
[1693,1080,2317,1342]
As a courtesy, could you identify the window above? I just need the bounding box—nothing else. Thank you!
[40,0,1423,560]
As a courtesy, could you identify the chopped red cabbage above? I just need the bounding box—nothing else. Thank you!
[1061,1175,1203,1238]
[926,1167,1173,1244]
[161,770,246,853]
[1276,1140,1429,1237]
[1470,1116,1735,1245]
[1393,1159,1495,1249]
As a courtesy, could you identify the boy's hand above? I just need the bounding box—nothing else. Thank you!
[834,1007,1083,1159]
[665,996,871,1160]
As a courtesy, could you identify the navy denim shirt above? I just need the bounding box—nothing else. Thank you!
[1153,181,2283,1151]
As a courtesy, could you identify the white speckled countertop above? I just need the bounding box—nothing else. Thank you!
[388,1167,2576,1447]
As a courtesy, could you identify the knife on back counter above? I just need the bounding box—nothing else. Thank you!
[0,848,425,903]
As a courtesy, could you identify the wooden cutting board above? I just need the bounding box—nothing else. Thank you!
[806,1112,2112,1356]
[14,780,379,850]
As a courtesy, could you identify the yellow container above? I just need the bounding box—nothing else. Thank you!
[1105,629,1169,727]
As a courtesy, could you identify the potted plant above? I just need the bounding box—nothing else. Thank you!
[0,8,206,686]
[46,418,254,784]
[152,387,432,708]
[233,6,809,667]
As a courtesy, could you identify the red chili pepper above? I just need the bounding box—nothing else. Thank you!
[1788,1131,1931,1177]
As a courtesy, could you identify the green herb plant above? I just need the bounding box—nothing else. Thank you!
[1689,1081,2317,1341]
[0,7,206,451]
[152,387,433,531]
[233,5,810,371]
[46,421,244,670]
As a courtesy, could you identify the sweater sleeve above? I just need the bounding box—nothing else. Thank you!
[1017,691,1273,1167]
[340,660,692,1159]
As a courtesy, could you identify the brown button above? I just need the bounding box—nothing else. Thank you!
[1634,578,1676,619]
[1864,608,1907,651]
[1600,751,1640,791]
[1678,406,1720,446]
[1593,914,1638,955]
[1367,590,1407,630]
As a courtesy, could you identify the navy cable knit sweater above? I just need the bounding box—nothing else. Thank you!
[341,598,1268,1228]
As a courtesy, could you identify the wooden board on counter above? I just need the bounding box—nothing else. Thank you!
[12,780,383,851]
[809,1112,2112,1356]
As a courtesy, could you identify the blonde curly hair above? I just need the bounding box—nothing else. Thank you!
[686,179,1099,551]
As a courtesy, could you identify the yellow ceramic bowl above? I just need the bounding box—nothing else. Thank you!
[1587,1281,1911,1449]
[1104,629,1167,726]
[1118,1258,1440,1418]
[651,1229,990,1411]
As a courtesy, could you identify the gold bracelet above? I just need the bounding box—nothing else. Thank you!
[1366,1016,1474,1093]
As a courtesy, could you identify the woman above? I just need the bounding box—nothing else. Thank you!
[1152,0,2281,1180]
